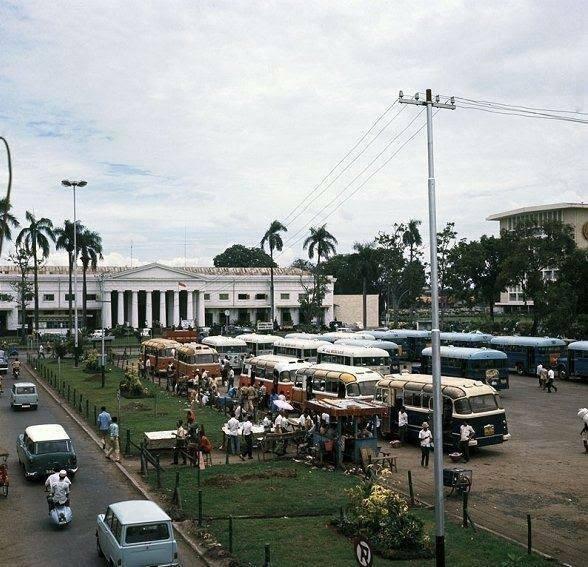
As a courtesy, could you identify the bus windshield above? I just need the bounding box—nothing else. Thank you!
[358,380,379,396]
[468,394,498,413]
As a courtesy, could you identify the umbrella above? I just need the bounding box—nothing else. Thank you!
[273,399,294,411]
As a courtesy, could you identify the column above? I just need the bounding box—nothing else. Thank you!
[187,291,194,326]
[145,291,152,328]
[159,291,167,328]
[117,290,124,327]
[131,290,139,329]
[197,291,205,327]
[103,290,112,328]
[173,290,180,327]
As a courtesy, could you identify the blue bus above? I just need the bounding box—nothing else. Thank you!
[370,329,431,362]
[489,336,566,375]
[334,338,401,372]
[421,346,509,390]
[557,341,588,381]
[439,332,494,348]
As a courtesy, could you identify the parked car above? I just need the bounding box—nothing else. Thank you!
[0,351,8,374]
[10,382,38,410]
[96,500,180,567]
[16,424,78,480]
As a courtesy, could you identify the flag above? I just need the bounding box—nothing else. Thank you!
[178,282,187,288]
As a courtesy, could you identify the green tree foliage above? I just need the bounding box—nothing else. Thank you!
[79,228,103,327]
[353,242,377,329]
[260,220,287,325]
[0,197,20,242]
[7,245,36,340]
[213,244,275,268]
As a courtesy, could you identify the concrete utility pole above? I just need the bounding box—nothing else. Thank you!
[399,89,455,567]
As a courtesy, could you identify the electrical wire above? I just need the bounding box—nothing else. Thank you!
[456,103,588,124]
[448,95,588,116]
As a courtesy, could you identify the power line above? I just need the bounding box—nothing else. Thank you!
[457,103,588,124]
[448,95,588,116]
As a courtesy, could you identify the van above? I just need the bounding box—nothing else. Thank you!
[11,382,38,410]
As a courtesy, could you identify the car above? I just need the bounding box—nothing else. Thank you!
[10,382,39,410]
[16,424,78,480]
[91,329,105,339]
[0,351,8,375]
[96,500,180,567]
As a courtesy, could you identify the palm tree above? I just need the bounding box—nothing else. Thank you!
[16,212,55,332]
[79,229,103,328]
[260,220,287,327]
[353,242,376,330]
[55,220,84,334]
[0,197,20,243]
[303,225,338,324]
[402,219,422,263]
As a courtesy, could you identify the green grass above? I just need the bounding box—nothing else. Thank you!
[34,357,226,447]
[148,461,551,567]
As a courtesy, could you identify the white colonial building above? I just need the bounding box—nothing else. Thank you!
[0,263,335,333]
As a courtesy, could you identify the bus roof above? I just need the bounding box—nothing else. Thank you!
[142,338,182,349]
[318,343,390,358]
[377,373,493,399]
[490,336,566,347]
[274,361,312,372]
[237,333,282,344]
[439,332,493,343]
[177,343,218,356]
[298,363,382,383]
[202,336,247,347]
[380,329,431,339]
[284,332,323,340]
[421,346,507,360]
[248,354,303,366]
[320,331,375,342]
[273,338,330,349]
[568,341,588,351]
[334,338,400,350]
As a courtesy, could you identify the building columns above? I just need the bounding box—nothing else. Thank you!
[131,290,139,329]
[117,290,124,327]
[173,290,180,327]
[145,291,152,328]
[159,291,167,328]
[186,291,194,326]
[103,290,112,328]
[197,291,205,327]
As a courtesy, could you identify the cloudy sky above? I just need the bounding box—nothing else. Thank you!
[0,1,586,267]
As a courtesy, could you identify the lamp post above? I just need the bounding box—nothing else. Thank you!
[61,179,87,367]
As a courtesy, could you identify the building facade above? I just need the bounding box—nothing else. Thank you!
[333,294,379,329]
[0,263,335,333]
[487,202,588,310]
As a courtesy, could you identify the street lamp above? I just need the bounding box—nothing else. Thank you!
[61,179,87,367]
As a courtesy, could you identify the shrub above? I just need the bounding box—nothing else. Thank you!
[119,365,150,397]
[82,349,102,372]
[335,482,431,560]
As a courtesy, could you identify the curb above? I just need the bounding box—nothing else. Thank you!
[27,362,215,567]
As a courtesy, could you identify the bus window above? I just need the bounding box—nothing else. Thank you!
[313,377,326,391]
[359,380,378,397]
[421,393,432,409]
[294,373,304,388]
[279,371,292,382]
[469,394,498,413]
[454,398,471,415]
[494,395,504,409]
[346,383,360,397]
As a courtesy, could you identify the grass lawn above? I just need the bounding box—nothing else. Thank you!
[149,461,551,567]
[34,357,226,447]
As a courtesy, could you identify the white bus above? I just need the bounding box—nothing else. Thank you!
[284,332,324,341]
[320,331,375,343]
[236,333,282,357]
[202,336,248,369]
[272,338,330,362]
[239,354,311,396]
[317,343,391,375]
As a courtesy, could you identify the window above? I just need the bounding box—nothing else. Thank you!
[34,440,71,455]
[454,398,472,414]
[125,522,170,544]
[219,293,229,300]
[280,293,290,300]
[359,380,378,397]
[16,386,35,394]
[255,293,267,300]
[204,293,210,300]
[65,294,76,301]
[469,394,498,413]
[111,516,123,543]
[43,294,55,301]
[238,293,250,300]
[85,294,97,301]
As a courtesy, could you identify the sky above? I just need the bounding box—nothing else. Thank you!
[0,1,586,267]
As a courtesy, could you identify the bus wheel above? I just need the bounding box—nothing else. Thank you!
[558,368,568,381]
[516,364,524,375]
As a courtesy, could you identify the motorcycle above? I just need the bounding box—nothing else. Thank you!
[49,498,73,527]
[12,367,20,380]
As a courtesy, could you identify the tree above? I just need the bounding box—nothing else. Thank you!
[213,244,275,268]
[321,254,363,294]
[0,197,20,243]
[260,220,287,326]
[402,219,423,264]
[7,245,36,341]
[375,227,406,324]
[353,242,377,329]
[436,222,460,321]
[16,212,55,332]
[55,220,84,334]
[79,228,103,328]
[290,258,315,272]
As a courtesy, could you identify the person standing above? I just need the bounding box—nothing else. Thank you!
[228,367,235,389]
[239,415,254,460]
[459,421,476,462]
[536,363,544,388]
[173,420,187,465]
[38,343,45,358]
[546,367,557,393]
[397,406,409,445]
[105,416,120,462]
[419,422,432,467]
[581,422,588,454]
[97,406,112,450]
[227,412,240,455]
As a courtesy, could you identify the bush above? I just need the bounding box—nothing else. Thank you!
[82,349,102,372]
[335,482,432,560]
[119,365,150,397]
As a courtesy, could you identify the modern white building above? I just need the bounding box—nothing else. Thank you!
[0,263,335,333]
[487,202,588,310]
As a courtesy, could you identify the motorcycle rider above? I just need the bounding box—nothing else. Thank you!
[49,470,70,510]
[12,357,21,378]
[45,467,71,511]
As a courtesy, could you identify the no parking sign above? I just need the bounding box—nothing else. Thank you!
[354,538,373,567]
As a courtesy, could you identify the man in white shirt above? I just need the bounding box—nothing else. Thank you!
[50,470,70,507]
[397,406,409,445]
[321,412,330,425]
[45,468,71,511]
[262,413,272,428]
[298,412,308,428]
[418,422,433,467]
[227,413,240,455]
[459,422,476,462]
[274,412,284,432]
[545,367,557,393]
[536,363,544,388]
[239,416,254,460]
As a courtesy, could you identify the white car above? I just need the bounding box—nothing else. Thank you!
[10,382,38,410]
[91,329,105,339]
[97,500,179,567]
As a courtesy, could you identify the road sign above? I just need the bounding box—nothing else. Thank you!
[224,310,231,316]
[354,539,373,567]
[257,322,273,331]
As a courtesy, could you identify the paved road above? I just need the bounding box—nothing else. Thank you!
[0,366,203,567]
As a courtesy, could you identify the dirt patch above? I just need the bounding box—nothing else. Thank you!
[204,468,298,489]
[84,373,103,383]
[122,401,152,412]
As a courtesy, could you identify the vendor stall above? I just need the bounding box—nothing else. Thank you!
[306,398,387,466]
